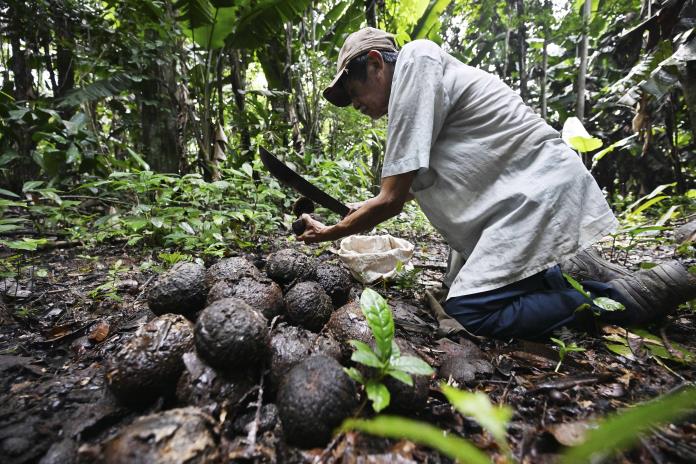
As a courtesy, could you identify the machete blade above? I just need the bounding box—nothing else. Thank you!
[259,147,350,217]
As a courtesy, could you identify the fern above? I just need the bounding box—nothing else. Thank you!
[58,73,133,108]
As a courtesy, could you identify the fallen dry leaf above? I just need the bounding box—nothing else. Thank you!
[547,420,594,446]
[88,321,110,343]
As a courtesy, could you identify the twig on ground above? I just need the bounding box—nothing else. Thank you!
[528,373,613,393]
[640,437,666,464]
[659,325,684,361]
[245,372,265,454]
[133,275,155,303]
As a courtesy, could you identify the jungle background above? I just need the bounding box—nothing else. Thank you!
[2,0,696,463]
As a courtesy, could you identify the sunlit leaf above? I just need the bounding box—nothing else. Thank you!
[592,297,625,312]
[386,368,413,386]
[562,388,696,463]
[562,117,603,153]
[366,381,390,413]
[442,385,513,445]
[341,415,490,464]
[390,355,434,376]
[360,288,394,361]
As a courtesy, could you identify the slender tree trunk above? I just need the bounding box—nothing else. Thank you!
[229,49,251,161]
[515,0,527,102]
[139,29,181,173]
[576,0,591,121]
[540,37,548,119]
[6,2,37,192]
[365,0,377,27]
[680,60,696,141]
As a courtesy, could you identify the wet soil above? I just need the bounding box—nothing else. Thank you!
[1,230,695,463]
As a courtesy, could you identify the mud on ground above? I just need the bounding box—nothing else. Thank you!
[1,229,695,463]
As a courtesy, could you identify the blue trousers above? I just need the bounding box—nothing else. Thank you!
[443,265,628,340]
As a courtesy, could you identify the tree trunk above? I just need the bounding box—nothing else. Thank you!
[139,29,181,173]
[576,0,591,121]
[540,37,548,119]
[5,2,37,192]
[680,60,696,142]
[515,0,527,102]
[228,49,252,161]
[365,0,377,27]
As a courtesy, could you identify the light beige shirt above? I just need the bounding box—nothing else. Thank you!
[382,40,618,298]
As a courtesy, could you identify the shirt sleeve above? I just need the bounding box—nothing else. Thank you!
[382,49,449,178]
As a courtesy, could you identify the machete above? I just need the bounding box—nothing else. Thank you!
[259,147,350,234]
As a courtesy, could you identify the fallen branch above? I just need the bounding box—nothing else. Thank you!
[528,373,614,393]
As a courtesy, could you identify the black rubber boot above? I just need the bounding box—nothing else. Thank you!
[560,247,631,282]
[608,261,696,325]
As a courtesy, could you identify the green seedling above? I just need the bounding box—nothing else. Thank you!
[550,337,586,373]
[344,288,434,412]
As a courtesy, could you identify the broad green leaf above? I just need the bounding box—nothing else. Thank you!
[623,183,674,216]
[0,188,20,198]
[1,238,48,251]
[241,162,253,178]
[344,367,365,384]
[350,341,383,368]
[341,416,490,464]
[40,190,62,205]
[563,273,590,299]
[390,355,435,376]
[179,222,196,234]
[182,6,237,49]
[59,73,133,108]
[360,288,394,361]
[0,224,22,233]
[632,329,695,363]
[411,0,452,42]
[591,134,637,168]
[126,148,150,171]
[228,0,313,49]
[150,217,164,228]
[592,297,625,312]
[562,117,603,153]
[605,342,636,360]
[366,381,391,413]
[386,368,413,386]
[22,181,44,192]
[630,196,668,216]
[174,0,215,28]
[562,388,696,463]
[124,217,149,232]
[442,385,512,445]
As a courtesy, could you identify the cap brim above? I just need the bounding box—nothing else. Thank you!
[323,68,351,107]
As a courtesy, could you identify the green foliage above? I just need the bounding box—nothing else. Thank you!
[341,414,491,464]
[561,387,696,464]
[389,260,420,292]
[563,273,625,315]
[343,384,696,463]
[344,288,434,412]
[88,259,127,302]
[441,384,513,459]
[550,337,586,373]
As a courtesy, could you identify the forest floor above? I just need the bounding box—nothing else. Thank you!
[1,226,695,464]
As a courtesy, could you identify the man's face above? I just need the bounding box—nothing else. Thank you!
[343,51,391,120]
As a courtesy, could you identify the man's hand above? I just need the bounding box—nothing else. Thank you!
[297,214,328,244]
[296,170,417,244]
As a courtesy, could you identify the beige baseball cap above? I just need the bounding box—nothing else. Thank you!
[323,27,398,107]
